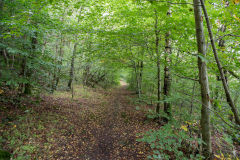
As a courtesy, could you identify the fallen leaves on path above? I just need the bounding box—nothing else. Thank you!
[1,86,157,160]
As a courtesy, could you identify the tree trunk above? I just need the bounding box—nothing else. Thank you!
[67,8,82,90]
[190,81,196,114]
[135,60,144,98]
[163,10,172,117]
[213,75,221,109]
[51,43,58,93]
[134,61,139,95]
[24,32,37,95]
[213,25,225,109]
[55,36,64,89]
[155,9,161,114]
[3,49,9,67]
[138,61,143,97]
[200,0,240,125]
[83,64,90,86]
[193,0,212,158]
[68,42,77,89]
[19,58,26,93]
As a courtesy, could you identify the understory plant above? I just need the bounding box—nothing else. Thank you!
[137,119,203,160]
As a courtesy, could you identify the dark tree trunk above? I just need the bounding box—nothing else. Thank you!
[154,10,161,114]
[68,43,77,89]
[19,58,26,93]
[138,61,143,97]
[163,17,172,117]
[51,43,58,93]
[55,36,64,89]
[133,61,139,94]
[24,32,37,95]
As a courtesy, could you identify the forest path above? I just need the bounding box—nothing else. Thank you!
[35,85,155,160]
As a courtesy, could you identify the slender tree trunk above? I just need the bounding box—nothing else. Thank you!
[137,62,141,97]
[19,58,26,93]
[200,0,240,125]
[213,75,221,109]
[51,42,58,93]
[138,61,143,97]
[190,81,196,114]
[163,33,172,116]
[134,61,140,95]
[67,8,82,90]
[135,60,143,98]
[163,10,172,117]
[155,10,161,114]
[3,49,9,67]
[193,0,212,158]
[218,25,229,85]
[213,25,225,109]
[55,36,64,88]
[83,64,90,86]
[11,55,14,69]
[18,35,28,93]
[68,42,77,89]
[24,32,37,95]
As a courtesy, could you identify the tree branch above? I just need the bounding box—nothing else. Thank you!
[173,73,199,81]
[217,34,240,40]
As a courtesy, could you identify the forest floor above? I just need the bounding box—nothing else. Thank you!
[2,83,239,160]
[0,83,159,160]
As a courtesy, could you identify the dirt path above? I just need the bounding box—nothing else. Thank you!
[0,85,156,159]
[2,85,239,159]
[36,86,155,160]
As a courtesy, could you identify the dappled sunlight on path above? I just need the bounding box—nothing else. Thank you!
[120,80,127,86]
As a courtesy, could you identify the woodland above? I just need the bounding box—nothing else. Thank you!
[0,0,240,159]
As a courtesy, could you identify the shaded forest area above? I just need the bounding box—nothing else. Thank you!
[0,0,240,159]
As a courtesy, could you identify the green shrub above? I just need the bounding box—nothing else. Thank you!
[137,120,204,160]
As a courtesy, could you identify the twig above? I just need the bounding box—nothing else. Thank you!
[173,73,199,81]
[217,34,240,40]
[151,0,194,5]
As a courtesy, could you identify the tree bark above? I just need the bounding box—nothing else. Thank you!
[55,36,64,89]
[213,75,221,110]
[68,7,82,90]
[134,60,144,98]
[3,49,9,67]
[190,81,196,114]
[138,61,143,97]
[24,32,37,95]
[134,61,139,95]
[68,42,77,89]
[200,0,240,125]
[193,0,212,158]
[163,10,172,117]
[83,64,90,86]
[51,43,58,93]
[154,9,161,114]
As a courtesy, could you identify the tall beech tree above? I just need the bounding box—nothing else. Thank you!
[163,10,172,117]
[154,9,161,114]
[193,0,212,157]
